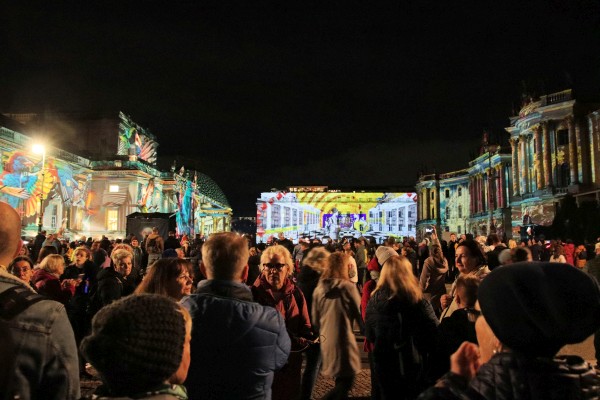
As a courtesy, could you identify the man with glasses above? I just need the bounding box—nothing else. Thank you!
[181,232,291,400]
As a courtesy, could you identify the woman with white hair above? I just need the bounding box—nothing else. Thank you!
[251,244,314,400]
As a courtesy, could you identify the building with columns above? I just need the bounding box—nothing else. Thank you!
[0,112,231,239]
[416,88,600,241]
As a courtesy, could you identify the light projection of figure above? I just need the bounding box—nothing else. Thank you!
[0,152,54,217]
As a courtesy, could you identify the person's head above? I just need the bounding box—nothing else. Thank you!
[168,231,176,237]
[321,252,350,280]
[260,244,293,290]
[37,245,58,264]
[595,242,600,255]
[430,244,444,262]
[553,245,564,257]
[498,248,512,265]
[375,245,398,268]
[487,233,500,246]
[152,227,159,234]
[477,262,600,359]
[81,294,192,396]
[112,243,134,255]
[372,255,422,303]
[18,245,29,256]
[135,258,193,301]
[93,249,110,269]
[8,256,34,283]
[450,233,457,241]
[301,247,331,274]
[511,247,532,263]
[39,254,66,277]
[201,232,249,281]
[72,246,91,267]
[455,274,480,309]
[507,239,517,249]
[130,237,139,247]
[455,240,486,274]
[111,249,133,277]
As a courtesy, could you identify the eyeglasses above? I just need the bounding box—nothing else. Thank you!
[263,263,286,271]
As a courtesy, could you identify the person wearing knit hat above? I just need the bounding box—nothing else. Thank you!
[375,245,398,267]
[81,294,191,399]
[418,262,600,400]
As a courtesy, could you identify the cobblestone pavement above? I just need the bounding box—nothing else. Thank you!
[81,370,372,400]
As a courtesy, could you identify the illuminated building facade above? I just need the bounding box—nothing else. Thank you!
[257,187,417,244]
[0,112,231,238]
[416,89,600,240]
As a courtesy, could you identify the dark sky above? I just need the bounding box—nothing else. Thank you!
[2,1,600,215]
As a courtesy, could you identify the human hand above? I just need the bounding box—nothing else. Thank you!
[440,294,453,309]
[450,341,480,380]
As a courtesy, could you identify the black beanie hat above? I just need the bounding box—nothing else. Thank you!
[81,294,186,395]
[479,262,600,357]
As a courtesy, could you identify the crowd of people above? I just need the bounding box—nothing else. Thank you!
[1,199,600,399]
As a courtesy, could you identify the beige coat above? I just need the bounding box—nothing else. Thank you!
[312,278,362,378]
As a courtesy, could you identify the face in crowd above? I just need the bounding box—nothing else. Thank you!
[74,250,89,267]
[455,246,479,274]
[115,256,132,278]
[169,269,193,299]
[13,260,33,283]
[262,252,289,291]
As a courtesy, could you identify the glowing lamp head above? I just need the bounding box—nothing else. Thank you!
[32,144,46,155]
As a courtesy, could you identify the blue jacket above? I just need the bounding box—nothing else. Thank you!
[0,268,80,400]
[181,279,291,400]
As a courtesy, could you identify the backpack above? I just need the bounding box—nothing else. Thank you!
[0,285,44,320]
[147,237,158,253]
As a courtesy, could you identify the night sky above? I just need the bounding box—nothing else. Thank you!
[2,2,600,215]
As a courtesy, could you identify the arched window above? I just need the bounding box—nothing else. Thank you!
[458,187,462,196]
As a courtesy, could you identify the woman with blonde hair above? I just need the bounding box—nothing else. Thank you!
[365,255,439,399]
[312,251,362,399]
[32,254,74,305]
[135,258,194,301]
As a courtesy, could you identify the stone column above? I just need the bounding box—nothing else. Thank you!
[498,165,504,208]
[510,138,520,196]
[519,136,529,194]
[575,120,585,184]
[469,177,474,215]
[542,122,552,187]
[567,116,578,184]
[534,125,544,189]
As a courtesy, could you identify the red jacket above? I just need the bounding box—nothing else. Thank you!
[32,269,72,305]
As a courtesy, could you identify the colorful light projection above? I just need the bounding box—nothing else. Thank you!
[117,112,158,164]
[256,191,417,243]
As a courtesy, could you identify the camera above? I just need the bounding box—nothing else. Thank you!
[425,228,433,233]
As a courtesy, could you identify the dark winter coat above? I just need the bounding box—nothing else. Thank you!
[182,279,290,400]
[32,269,72,305]
[366,287,439,399]
[417,352,600,400]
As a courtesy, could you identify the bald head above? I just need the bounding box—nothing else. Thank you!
[0,202,22,267]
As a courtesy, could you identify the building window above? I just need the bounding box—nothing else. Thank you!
[457,225,461,234]
[458,205,463,218]
[431,192,434,200]
[445,189,450,198]
[458,187,462,196]
[446,206,450,218]
[107,209,118,231]
[557,129,569,146]
[109,185,119,193]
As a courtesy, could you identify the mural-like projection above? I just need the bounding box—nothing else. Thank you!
[0,150,93,226]
[117,112,158,164]
[256,191,417,243]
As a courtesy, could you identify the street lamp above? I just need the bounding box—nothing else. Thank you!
[33,144,46,233]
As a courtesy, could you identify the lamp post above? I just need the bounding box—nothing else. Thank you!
[33,144,46,233]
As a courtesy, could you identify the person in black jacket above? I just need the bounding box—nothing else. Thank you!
[418,262,600,400]
[366,254,439,400]
[95,249,135,309]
